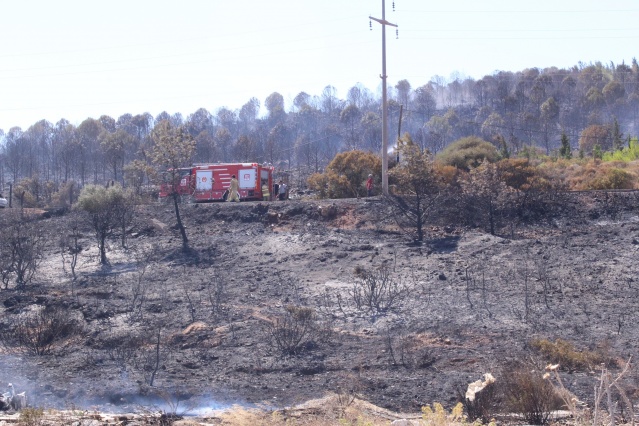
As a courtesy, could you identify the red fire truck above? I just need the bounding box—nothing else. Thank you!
[159,163,275,202]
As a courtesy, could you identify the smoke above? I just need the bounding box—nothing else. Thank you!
[0,354,236,416]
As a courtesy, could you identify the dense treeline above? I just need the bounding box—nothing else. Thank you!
[1,59,639,202]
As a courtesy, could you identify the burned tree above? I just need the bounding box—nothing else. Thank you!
[75,183,129,265]
[460,161,512,235]
[59,212,83,284]
[116,186,137,249]
[150,120,196,252]
[386,135,444,242]
[0,211,48,289]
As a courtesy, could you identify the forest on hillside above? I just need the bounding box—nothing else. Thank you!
[1,59,639,200]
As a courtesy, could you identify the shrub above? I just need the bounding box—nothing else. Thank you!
[421,402,467,426]
[307,150,381,199]
[437,136,499,170]
[502,366,562,425]
[0,306,82,356]
[567,161,636,190]
[530,338,609,372]
[588,167,635,190]
[19,407,45,426]
[49,181,77,209]
[307,173,329,199]
[434,163,461,187]
[460,374,499,423]
[350,267,411,314]
[602,137,639,162]
[266,305,317,355]
[496,158,550,191]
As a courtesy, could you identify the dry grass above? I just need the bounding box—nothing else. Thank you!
[530,338,611,372]
[216,396,397,425]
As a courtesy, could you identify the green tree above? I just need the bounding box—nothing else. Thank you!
[612,117,624,151]
[150,120,196,252]
[386,135,444,242]
[497,135,510,159]
[307,150,381,199]
[593,144,603,160]
[75,184,128,265]
[559,132,572,159]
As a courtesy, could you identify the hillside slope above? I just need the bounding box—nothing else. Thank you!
[0,193,638,419]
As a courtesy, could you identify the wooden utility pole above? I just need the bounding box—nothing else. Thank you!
[370,0,397,196]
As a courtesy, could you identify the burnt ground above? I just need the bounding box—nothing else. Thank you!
[1,192,639,419]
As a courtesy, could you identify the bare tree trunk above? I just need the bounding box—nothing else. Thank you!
[172,193,189,251]
[149,325,162,387]
[99,232,108,265]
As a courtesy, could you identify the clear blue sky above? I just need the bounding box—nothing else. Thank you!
[0,0,637,131]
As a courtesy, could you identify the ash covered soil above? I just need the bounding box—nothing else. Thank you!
[1,193,639,417]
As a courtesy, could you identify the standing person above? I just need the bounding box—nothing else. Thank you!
[278,180,288,201]
[273,181,279,200]
[227,174,240,202]
[366,174,374,197]
[261,180,270,201]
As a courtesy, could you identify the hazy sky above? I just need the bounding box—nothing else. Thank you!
[1,0,637,131]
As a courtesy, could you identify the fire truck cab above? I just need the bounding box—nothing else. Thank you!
[159,163,274,202]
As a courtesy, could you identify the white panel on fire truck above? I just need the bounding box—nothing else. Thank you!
[196,170,213,191]
[238,169,256,189]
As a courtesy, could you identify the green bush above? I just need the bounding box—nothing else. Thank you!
[436,136,499,170]
[603,138,639,162]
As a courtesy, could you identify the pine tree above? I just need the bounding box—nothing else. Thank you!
[497,135,510,159]
[612,117,624,151]
[593,144,603,159]
[559,132,572,159]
